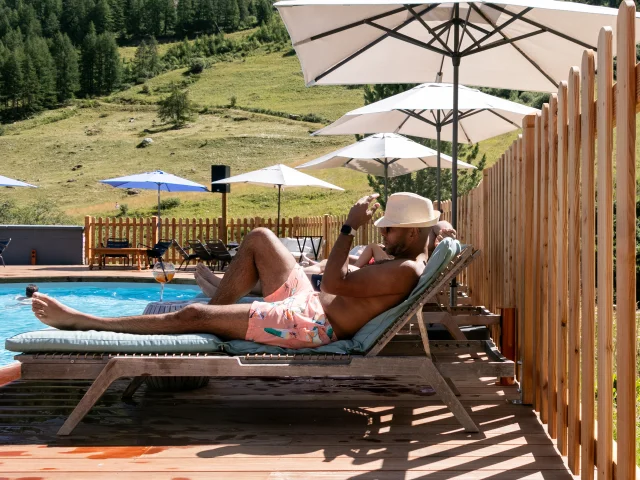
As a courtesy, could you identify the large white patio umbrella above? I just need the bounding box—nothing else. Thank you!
[0,175,37,188]
[297,132,474,203]
[275,0,640,230]
[212,164,344,236]
[100,170,208,232]
[313,83,537,205]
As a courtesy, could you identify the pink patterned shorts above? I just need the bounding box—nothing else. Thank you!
[246,265,338,349]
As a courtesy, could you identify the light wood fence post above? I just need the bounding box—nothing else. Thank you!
[84,216,92,266]
[580,48,596,480]
[615,4,637,478]
[547,94,559,440]
[521,115,536,405]
[539,104,550,425]
[596,26,614,480]
[567,66,581,475]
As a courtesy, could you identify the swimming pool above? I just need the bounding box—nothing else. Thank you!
[0,282,200,367]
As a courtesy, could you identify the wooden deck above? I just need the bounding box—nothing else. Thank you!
[0,372,576,479]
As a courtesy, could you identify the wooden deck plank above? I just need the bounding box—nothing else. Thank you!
[0,374,573,478]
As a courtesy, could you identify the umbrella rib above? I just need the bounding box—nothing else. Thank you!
[366,20,450,57]
[437,10,455,81]
[458,6,473,47]
[304,5,410,44]
[399,109,438,127]
[486,109,522,129]
[469,3,559,89]
[485,3,597,51]
[314,4,441,83]
[461,29,546,57]
[441,109,485,126]
[462,7,533,54]
[458,121,472,143]
[396,110,414,132]
[407,5,453,54]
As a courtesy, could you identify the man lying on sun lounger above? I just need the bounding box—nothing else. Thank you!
[31,192,441,349]
[194,218,456,298]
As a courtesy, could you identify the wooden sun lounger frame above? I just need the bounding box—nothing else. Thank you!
[16,247,515,436]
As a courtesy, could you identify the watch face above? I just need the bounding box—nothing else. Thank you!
[341,224,352,235]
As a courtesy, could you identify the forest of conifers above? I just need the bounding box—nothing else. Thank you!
[0,0,630,120]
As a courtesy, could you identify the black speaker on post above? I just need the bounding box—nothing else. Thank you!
[211,165,230,193]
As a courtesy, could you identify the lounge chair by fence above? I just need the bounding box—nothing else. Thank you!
[6,239,514,435]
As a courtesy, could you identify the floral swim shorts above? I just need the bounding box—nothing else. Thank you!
[246,265,338,349]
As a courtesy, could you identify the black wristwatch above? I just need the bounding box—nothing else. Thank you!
[340,224,356,236]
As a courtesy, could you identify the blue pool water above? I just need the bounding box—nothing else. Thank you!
[0,282,200,367]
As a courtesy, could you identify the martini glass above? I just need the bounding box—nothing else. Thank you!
[153,262,175,301]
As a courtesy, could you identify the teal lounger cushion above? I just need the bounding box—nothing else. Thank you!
[5,328,223,353]
[5,239,460,355]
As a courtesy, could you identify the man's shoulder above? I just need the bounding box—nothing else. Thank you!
[372,258,423,276]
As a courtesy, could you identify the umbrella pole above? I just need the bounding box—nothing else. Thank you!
[157,184,161,238]
[449,5,460,308]
[383,163,388,204]
[277,184,281,237]
[436,114,441,212]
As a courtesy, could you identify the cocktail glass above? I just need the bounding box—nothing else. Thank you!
[153,262,175,301]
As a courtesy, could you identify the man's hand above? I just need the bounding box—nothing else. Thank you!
[434,227,457,247]
[345,194,380,230]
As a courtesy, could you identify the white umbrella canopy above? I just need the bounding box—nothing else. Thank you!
[211,164,344,235]
[0,175,37,188]
[298,132,474,202]
[275,0,640,90]
[313,83,538,143]
[275,0,640,232]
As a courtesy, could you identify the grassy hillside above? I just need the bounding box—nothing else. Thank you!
[1,41,637,226]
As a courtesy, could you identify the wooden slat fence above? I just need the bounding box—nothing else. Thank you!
[444,3,637,478]
[85,213,385,266]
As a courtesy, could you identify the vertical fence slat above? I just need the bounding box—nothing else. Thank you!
[580,48,596,480]
[615,4,637,478]
[567,66,581,475]
[556,81,569,456]
[596,26,614,480]
[533,114,541,412]
[539,104,549,425]
[521,115,536,405]
[547,94,559,440]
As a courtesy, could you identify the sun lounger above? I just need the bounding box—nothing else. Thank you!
[0,237,10,267]
[6,238,514,435]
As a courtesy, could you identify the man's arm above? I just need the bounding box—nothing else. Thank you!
[320,194,419,298]
[321,194,378,293]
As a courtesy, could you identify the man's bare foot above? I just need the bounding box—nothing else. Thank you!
[31,293,95,330]
[194,263,220,298]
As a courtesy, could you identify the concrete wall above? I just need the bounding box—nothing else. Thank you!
[0,225,83,265]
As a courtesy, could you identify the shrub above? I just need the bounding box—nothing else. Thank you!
[141,84,151,95]
[118,204,129,216]
[159,197,181,210]
[229,95,237,108]
[189,58,206,74]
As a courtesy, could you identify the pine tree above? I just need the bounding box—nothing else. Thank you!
[225,0,240,31]
[237,0,249,25]
[92,0,112,34]
[125,0,143,36]
[2,52,24,110]
[255,0,271,25]
[162,0,176,35]
[80,22,97,96]
[176,0,194,36]
[157,83,196,127]
[43,11,60,37]
[94,32,120,94]
[142,0,163,37]
[21,54,40,110]
[147,35,160,75]
[108,0,125,34]
[25,36,57,108]
[51,32,79,101]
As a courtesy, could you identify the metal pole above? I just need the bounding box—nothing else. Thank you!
[157,184,161,237]
[277,185,281,237]
[436,115,442,211]
[384,163,388,204]
[450,4,460,307]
